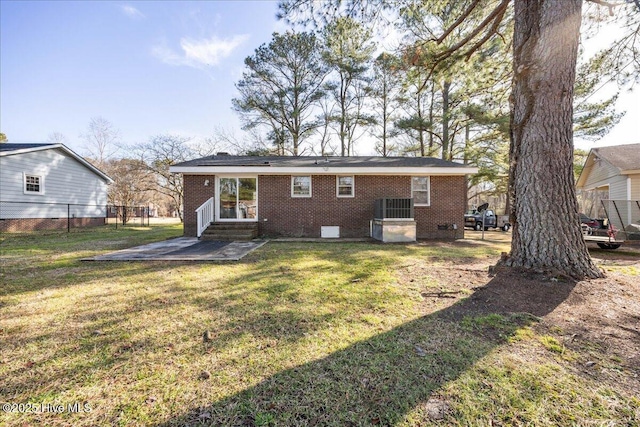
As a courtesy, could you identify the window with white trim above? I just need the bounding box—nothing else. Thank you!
[291,176,312,197]
[336,175,354,197]
[411,176,430,206]
[24,174,44,195]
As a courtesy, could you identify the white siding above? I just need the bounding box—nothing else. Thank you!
[608,177,629,200]
[604,179,635,228]
[583,157,621,190]
[0,148,108,219]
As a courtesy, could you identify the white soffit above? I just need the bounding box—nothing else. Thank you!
[170,166,478,175]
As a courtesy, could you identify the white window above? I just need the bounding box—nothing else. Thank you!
[336,176,354,197]
[291,176,312,197]
[411,176,430,206]
[24,173,44,195]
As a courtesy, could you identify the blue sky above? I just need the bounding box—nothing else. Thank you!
[1,1,637,155]
[0,1,287,153]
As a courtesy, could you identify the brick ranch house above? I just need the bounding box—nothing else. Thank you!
[170,155,478,240]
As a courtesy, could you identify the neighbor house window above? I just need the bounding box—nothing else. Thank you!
[411,176,430,206]
[291,176,312,197]
[336,176,354,197]
[24,174,43,195]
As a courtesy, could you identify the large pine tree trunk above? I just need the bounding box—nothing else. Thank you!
[505,0,602,279]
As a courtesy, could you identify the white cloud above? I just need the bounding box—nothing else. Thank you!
[152,34,249,68]
[151,45,183,65]
[121,5,145,20]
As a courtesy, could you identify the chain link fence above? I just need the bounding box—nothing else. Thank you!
[0,200,150,233]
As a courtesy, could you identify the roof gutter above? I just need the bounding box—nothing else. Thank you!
[169,165,479,175]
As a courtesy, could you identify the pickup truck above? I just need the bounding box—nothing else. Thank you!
[464,208,511,231]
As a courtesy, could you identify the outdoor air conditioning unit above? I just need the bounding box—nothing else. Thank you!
[371,198,416,243]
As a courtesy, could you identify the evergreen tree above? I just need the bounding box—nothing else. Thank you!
[322,17,376,156]
[233,32,328,156]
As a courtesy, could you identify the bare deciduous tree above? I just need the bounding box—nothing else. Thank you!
[103,158,155,224]
[46,132,68,145]
[134,135,194,222]
[81,117,121,168]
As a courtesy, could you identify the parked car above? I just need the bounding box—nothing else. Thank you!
[464,205,511,231]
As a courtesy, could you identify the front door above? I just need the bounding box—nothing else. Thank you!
[217,177,257,221]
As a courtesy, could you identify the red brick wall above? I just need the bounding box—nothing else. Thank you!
[183,175,216,236]
[257,175,466,239]
[414,176,466,239]
[181,174,466,239]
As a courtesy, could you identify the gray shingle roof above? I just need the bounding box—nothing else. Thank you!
[0,143,56,152]
[593,143,640,171]
[173,155,470,169]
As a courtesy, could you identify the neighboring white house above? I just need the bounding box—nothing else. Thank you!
[576,143,640,234]
[0,143,113,231]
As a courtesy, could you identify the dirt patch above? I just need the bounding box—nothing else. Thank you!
[399,251,640,398]
[541,271,640,393]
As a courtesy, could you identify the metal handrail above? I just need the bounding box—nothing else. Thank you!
[195,197,214,238]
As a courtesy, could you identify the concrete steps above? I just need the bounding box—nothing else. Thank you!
[201,222,259,241]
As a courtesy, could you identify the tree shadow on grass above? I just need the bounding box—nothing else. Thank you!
[0,238,582,425]
[157,269,576,427]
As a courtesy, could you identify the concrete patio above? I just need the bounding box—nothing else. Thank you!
[84,237,266,261]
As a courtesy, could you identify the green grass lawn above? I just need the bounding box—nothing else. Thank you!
[0,226,638,426]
